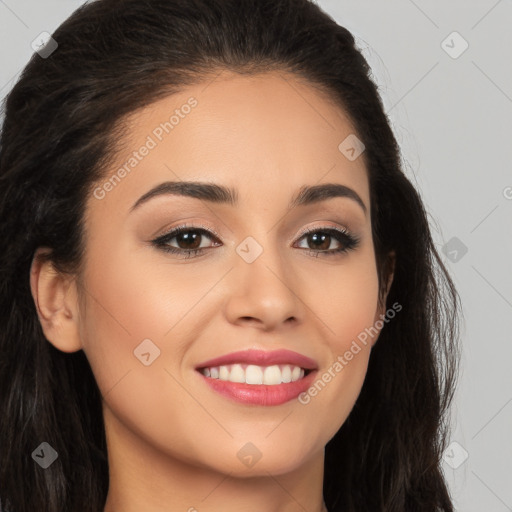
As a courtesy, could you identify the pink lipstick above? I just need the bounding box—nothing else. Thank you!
[195,349,318,406]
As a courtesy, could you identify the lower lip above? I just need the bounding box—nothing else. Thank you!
[197,370,317,406]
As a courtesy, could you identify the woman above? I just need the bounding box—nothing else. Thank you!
[0,0,461,510]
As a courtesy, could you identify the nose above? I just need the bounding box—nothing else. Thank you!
[223,240,304,331]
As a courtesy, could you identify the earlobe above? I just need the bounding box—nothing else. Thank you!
[29,248,82,353]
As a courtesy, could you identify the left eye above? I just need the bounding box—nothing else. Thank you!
[151,226,220,257]
[151,225,360,258]
[161,228,215,250]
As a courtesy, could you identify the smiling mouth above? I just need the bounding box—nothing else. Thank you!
[197,363,312,385]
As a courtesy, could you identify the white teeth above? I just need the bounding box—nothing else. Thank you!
[263,365,281,385]
[281,365,292,383]
[200,364,307,385]
[219,365,229,381]
[246,365,263,384]
[230,363,245,383]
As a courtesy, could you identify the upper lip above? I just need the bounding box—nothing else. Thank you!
[195,349,318,371]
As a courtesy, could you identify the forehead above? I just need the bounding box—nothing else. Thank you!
[89,70,370,216]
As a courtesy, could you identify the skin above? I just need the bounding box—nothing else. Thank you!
[30,70,394,512]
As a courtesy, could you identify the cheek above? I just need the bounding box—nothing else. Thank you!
[295,252,379,434]
[77,241,173,394]
[77,239,234,408]
[79,238,199,338]
[306,250,380,350]
[77,245,210,459]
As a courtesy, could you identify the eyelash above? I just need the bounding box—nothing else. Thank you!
[151,223,360,259]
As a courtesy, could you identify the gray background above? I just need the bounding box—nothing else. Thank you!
[1,1,511,510]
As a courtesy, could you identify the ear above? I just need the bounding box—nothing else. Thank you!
[29,247,82,353]
[371,250,396,347]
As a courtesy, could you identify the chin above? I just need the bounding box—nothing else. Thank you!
[198,437,321,477]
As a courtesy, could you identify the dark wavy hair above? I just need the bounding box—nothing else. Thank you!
[0,0,461,510]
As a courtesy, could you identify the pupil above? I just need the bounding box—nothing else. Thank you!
[178,232,201,249]
[309,233,330,250]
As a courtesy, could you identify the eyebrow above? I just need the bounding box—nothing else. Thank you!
[130,181,367,215]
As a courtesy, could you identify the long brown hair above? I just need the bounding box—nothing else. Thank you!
[0,0,461,510]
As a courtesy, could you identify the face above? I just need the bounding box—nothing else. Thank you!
[71,70,389,476]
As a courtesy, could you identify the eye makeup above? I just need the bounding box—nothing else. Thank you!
[150,222,361,259]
